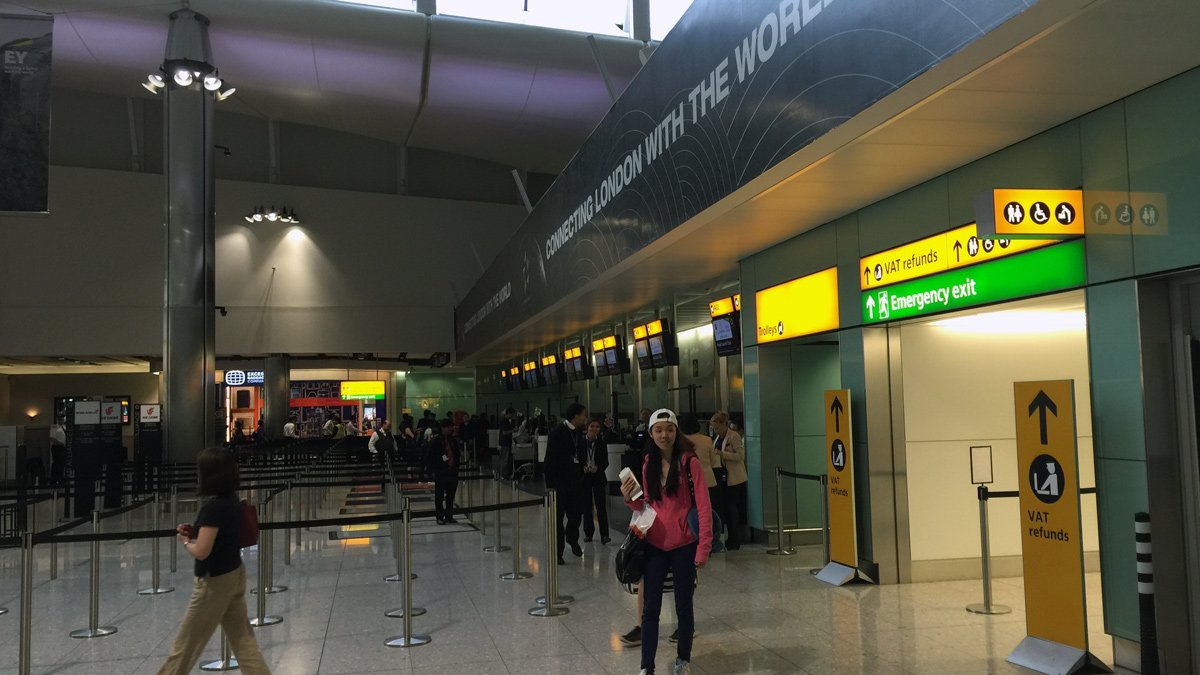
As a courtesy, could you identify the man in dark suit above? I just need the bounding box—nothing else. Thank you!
[427,419,461,524]
[581,418,611,544]
[545,402,587,563]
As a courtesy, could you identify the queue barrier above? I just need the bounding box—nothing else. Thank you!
[966,484,1097,616]
[766,467,829,563]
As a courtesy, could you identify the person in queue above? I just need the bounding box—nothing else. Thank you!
[621,408,711,675]
[368,419,395,462]
[157,448,270,675]
[282,413,298,439]
[581,416,611,545]
[545,402,586,564]
[428,419,461,524]
[710,411,746,550]
[679,414,718,522]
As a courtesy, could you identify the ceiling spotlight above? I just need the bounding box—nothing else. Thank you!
[216,87,236,101]
[142,73,165,93]
[203,74,223,91]
[265,205,279,221]
[253,206,264,222]
[246,205,299,224]
[173,69,194,87]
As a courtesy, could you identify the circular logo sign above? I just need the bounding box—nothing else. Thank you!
[224,369,246,386]
[1028,453,1064,505]
[830,439,847,472]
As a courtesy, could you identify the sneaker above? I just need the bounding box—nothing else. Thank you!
[670,658,691,675]
[619,625,642,647]
[668,628,678,644]
[601,537,612,545]
[637,670,652,675]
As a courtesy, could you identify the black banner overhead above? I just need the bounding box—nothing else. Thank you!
[455,0,1031,358]
[0,14,52,214]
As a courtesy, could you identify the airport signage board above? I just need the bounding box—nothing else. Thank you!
[1010,380,1091,662]
[0,14,53,214]
[824,390,856,568]
[340,380,385,401]
[455,0,1033,357]
[754,268,838,344]
[860,223,1059,290]
[1084,190,1168,236]
[976,188,1085,239]
[861,240,1086,324]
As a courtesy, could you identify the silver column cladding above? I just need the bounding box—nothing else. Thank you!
[263,355,291,441]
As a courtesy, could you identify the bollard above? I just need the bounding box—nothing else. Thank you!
[484,480,510,552]
[766,468,796,556]
[169,485,178,573]
[966,486,1011,615]
[138,492,174,595]
[385,498,431,646]
[200,629,240,671]
[530,490,571,616]
[1136,512,1160,675]
[70,511,118,637]
[249,500,282,627]
[284,482,292,566]
[500,503,532,581]
[19,532,33,675]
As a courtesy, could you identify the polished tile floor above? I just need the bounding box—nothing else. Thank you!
[0,481,1134,674]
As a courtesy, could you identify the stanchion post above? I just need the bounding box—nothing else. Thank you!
[284,482,292,566]
[169,485,178,573]
[138,492,174,595]
[1135,512,1160,675]
[18,531,32,675]
[249,499,282,627]
[260,495,287,594]
[767,467,796,556]
[820,474,831,566]
[500,503,532,580]
[49,532,58,580]
[531,490,570,615]
[70,511,118,638]
[484,479,510,552]
[966,486,1011,615]
[385,497,430,646]
[200,629,240,671]
[385,480,416,582]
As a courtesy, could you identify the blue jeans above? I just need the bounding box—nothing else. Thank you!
[641,542,697,672]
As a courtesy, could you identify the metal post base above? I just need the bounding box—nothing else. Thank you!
[384,573,417,582]
[500,571,533,580]
[528,604,569,617]
[200,657,239,671]
[483,545,511,552]
[250,585,288,594]
[385,634,431,648]
[70,626,118,638]
[1007,636,1111,675]
[535,594,575,605]
[766,547,796,556]
[815,562,858,586]
[138,586,175,595]
[248,616,282,627]
[967,602,1013,615]
[384,606,427,618]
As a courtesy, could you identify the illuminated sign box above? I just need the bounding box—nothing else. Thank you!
[976,188,1085,239]
[754,268,839,344]
[340,380,386,401]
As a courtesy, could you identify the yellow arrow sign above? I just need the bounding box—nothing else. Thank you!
[825,389,856,567]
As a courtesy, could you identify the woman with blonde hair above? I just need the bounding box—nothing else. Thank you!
[710,411,747,550]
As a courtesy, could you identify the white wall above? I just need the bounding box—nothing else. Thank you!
[0,166,526,356]
[902,296,1098,563]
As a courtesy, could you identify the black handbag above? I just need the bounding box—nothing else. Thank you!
[615,528,647,584]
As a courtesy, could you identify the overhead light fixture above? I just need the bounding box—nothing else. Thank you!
[245,205,300,224]
[173,68,194,86]
[142,11,235,103]
[142,73,166,93]
[265,205,279,221]
[215,86,236,101]
[203,74,222,91]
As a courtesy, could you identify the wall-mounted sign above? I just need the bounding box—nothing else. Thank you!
[754,268,838,344]
[861,240,1086,324]
[1008,380,1106,673]
[0,14,53,214]
[224,369,247,386]
[73,400,100,425]
[1084,190,1168,237]
[139,404,161,423]
[860,223,1059,290]
[245,370,265,385]
[976,188,1085,239]
[340,380,386,401]
[100,401,122,425]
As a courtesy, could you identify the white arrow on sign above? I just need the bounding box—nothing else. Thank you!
[866,295,876,319]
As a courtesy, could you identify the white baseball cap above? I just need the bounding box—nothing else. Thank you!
[648,408,678,429]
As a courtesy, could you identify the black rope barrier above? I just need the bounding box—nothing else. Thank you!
[779,470,824,482]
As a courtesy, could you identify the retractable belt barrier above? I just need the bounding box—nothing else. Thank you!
[767,467,829,561]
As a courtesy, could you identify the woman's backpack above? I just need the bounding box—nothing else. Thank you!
[238,499,259,548]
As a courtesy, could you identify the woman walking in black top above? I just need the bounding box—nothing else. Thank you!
[157,448,270,674]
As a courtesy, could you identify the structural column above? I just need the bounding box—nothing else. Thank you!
[162,9,218,462]
[263,355,290,439]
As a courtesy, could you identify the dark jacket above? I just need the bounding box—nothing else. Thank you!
[580,434,609,483]
[544,421,584,492]
[426,433,460,476]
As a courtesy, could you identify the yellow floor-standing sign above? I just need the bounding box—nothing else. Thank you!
[1008,380,1110,675]
[816,389,862,586]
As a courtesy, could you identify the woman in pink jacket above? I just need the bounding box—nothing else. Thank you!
[621,408,712,675]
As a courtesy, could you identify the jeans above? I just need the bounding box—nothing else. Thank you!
[722,481,747,546]
[641,542,697,672]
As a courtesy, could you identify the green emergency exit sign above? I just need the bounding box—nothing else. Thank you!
[860,239,1085,324]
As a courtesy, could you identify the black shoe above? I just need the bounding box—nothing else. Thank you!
[557,557,567,565]
[601,537,611,545]
[570,543,583,557]
[436,518,445,525]
[583,536,593,543]
[444,517,458,524]
[619,625,642,647]
[669,628,679,644]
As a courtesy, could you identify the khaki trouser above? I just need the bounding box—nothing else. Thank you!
[157,564,271,675]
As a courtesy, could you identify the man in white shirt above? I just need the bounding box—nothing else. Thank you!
[283,414,298,439]
[369,420,395,461]
[345,418,359,437]
[49,418,67,485]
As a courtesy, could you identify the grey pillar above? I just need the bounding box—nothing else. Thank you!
[263,355,290,440]
[630,0,651,42]
[162,9,218,462]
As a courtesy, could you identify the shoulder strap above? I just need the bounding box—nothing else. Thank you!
[684,455,696,507]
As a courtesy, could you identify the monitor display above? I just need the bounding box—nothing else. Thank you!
[649,335,664,356]
[713,316,735,341]
[593,349,608,375]
[712,313,742,356]
[604,348,619,367]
